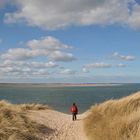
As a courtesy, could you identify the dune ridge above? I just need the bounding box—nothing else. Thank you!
[84,91,140,140]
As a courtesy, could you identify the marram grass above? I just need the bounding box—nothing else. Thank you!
[0,100,49,140]
[84,91,140,140]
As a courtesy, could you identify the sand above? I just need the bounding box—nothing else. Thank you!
[28,109,88,140]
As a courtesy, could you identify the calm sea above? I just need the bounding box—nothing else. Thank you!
[0,83,140,113]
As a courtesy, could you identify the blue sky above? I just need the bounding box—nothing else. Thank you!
[0,0,140,83]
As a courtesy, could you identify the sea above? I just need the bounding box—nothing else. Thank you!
[0,83,140,113]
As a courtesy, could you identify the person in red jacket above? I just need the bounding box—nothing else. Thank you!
[70,103,78,121]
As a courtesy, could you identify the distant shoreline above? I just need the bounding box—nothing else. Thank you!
[0,83,123,87]
[63,83,122,87]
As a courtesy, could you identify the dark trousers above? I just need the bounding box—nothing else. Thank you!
[72,113,77,121]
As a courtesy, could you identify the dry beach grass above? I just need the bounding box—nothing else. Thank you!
[84,91,140,140]
[0,100,50,140]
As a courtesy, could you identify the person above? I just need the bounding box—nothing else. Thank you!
[70,103,78,121]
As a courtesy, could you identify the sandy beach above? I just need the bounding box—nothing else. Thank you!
[28,109,88,140]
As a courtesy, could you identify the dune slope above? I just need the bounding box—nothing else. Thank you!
[0,100,51,140]
[84,91,140,140]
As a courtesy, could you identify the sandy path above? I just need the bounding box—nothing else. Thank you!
[28,110,88,140]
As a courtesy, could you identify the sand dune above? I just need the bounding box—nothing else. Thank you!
[1,91,140,140]
[84,91,140,140]
[28,110,88,140]
[0,100,88,140]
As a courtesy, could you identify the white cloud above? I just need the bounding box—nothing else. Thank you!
[60,69,76,75]
[116,64,126,68]
[3,60,26,67]
[0,36,76,79]
[85,63,112,68]
[48,51,76,62]
[0,60,53,78]
[0,56,59,78]
[30,61,58,68]
[4,0,140,30]
[3,48,49,60]
[1,36,76,62]
[1,48,43,60]
[128,3,140,28]
[82,62,111,73]
[2,60,58,69]
[27,36,72,50]
[112,52,135,61]
[32,69,50,76]
[82,68,90,73]
[3,0,140,30]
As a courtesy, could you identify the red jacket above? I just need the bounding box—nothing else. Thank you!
[70,105,78,113]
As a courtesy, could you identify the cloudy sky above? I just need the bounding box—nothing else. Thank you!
[0,0,140,83]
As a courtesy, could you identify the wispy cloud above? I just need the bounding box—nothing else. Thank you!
[82,62,112,73]
[60,68,76,75]
[116,63,126,68]
[4,0,140,30]
[112,52,135,61]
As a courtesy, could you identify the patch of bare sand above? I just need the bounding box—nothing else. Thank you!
[28,109,88,140]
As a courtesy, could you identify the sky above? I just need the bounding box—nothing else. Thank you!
[0,0,140,83]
